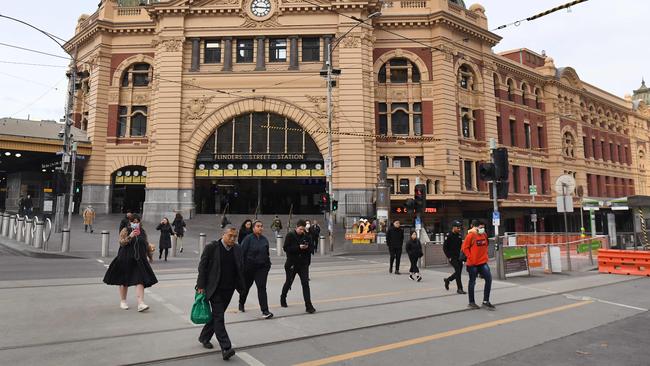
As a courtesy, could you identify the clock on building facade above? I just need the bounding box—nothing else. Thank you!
[250,0,272,17]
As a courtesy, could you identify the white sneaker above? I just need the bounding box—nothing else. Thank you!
[120,301,129,310]
[137,303,149,312]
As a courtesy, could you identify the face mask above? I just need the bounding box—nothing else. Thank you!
[131,223,139,229]
[306,224,310,229]
[478,228,485,234]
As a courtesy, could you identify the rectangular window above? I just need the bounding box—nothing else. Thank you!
[583,137,588,158]
[204,40,221,63]
[236,39,254,63]
[461,108,471,138]
[399,178,409,194]
[234,115,250,152]
[592,138,597,158]
[464,160,473,191]
[624,146,629,164]
[301,37,320,62]
[413,102,422,136]
[609,143,615,162]
[541,169,548,194]
[600,141,605,160]
[537,126,544,148]
[527,166,533,187]
[269,38,287,62]
[509,119,517,146]
[513,165,520,193]
[390,68,408,83]
[130,106,147,137]
[117,106,128,137]
[391,111,409,135]
[387,179,395,194]
[497,116,503,144]
[415,156,424,167]
[618,144,623,163]
[524,123,531,149]
[393,156,411,168]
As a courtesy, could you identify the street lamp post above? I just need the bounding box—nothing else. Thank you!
[323,11,381,252]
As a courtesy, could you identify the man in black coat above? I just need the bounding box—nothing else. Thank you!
[386,219,404,274]
[196,225,245,361]
[238,220,273,318]
[281,219,316,313]
[443,220,466,294]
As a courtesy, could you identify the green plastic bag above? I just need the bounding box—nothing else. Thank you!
[190,292,212,324]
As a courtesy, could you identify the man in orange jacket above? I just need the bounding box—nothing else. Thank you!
[461,220,495,310]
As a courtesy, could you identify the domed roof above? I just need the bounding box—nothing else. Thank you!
[449,0,467,8]
[634,79,649,94]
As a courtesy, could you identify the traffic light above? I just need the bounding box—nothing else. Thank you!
[489,181,509,200]
[493,147,509,181]
[414,183,426,216]
[319,192,330,212]
[55,171,68,195]
[332,200,338,211]
[405,198,416,211]
[478,162,496,181]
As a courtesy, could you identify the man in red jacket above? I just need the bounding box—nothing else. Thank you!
[461,220,495,310]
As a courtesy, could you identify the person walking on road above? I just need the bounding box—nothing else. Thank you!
[462,220,495,311]
[309,220,321,255]
[103,214,157,312]
[386,219,404,275]
[271,215,282,236]
[281,219,316,314]
[405,231,423,281]
[238,220,273,318]
[238,219,253,244]
[83,205,96,233]
[156,217,174,261]
[443,220,466,294]
[196,225,244,361]
[172,213,186,254]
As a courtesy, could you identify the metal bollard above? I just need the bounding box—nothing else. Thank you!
[171,235,177,258]
[101,230,110,257]
[16,217,24,242]
[319,235,325,256]
[1,212,8,237]
[566,243,572,271]
[199,233,206,256]
[24,218,33,246]
[8,215,16,240]
[61,228,70,253]
[276,234,283,257]
[34,221,44,249]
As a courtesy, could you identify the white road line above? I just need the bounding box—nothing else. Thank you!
[564,294,648,311]
[162,302,184,315]
[194,250,199,254]
[96,259,104,264]
[238,352,267,366]
[104,265,109,268]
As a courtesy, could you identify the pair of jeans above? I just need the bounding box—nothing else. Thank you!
[408,254,420,273]
[446,258,464,290]
[467,263,492,304]
[199,288,235,351]
[84,224,93,232]
[389,247,402,272]
[239,265,270,312]
[281,262,312,307]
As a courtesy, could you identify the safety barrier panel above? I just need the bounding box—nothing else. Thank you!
[598,249,650,277]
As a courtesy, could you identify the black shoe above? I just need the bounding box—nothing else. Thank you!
[238,303,245,313]
[158,255,162,260]
[306,306,316,314]
[467,303,480,309]
[394,271,401,275]
[482,301,496,311]
[444,278,450,291]
[262,311,274,319]
[90,230,94,233]
[457,289,467,294]
[200,341,213,349]
[180,247,183,253]
[222,348,236,360]
[389,268,393,274]
[280,296,288,308]
[164,258,167,261]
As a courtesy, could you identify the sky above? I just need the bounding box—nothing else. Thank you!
[0,0,647,121]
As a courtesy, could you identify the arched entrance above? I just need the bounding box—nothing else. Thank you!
[111,165,147,213]
[194,112,325,215]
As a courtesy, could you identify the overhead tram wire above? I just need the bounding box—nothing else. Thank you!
[0,60,68,68]
[492,0,590,31]
[11,77,67,118]
[0,42,70,61]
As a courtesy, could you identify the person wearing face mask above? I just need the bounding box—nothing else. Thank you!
[461,219,495,311]
[443,220,466,294]
[103,215,158,312]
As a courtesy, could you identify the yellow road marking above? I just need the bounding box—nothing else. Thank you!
[293,300,594,366]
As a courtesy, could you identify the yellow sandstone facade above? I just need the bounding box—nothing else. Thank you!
[68,0,650,232]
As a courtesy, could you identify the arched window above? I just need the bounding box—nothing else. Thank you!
[493,74,500,98]
[117,61,152,138]
[376,57,424,137]
[521,83,528,105]
[434,180,441,194]
[507,79,515,102]
[458,64,475,90]
[562,132,575,158]
[534,88,542,109]
[121,63,152,87]
[377,58,421,84]
[118,106,148,137]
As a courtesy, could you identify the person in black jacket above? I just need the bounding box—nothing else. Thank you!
[281,219,316,313]
[405,231,423,281]
[238,220,273,318]
[386,219,404,274]
[196,225,244,361]
[238,219,253,244]
[172,213,186,254]
[156,217,174,261]
[443,220,466,294]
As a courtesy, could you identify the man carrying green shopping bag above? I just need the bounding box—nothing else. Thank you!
[196,224,245,361]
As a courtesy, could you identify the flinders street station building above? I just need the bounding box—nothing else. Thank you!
[63,0,650,233]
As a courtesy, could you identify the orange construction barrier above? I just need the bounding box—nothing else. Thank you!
[598,249,650,277]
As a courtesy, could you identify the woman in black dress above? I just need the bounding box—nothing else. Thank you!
[156,217,174,261]
[103,215,158,312]
[405,231,423,282]
[238,219,253,244]
[172,213,186,254]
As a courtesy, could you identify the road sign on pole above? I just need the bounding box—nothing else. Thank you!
[529,185,537,196]
[492,211,500,226]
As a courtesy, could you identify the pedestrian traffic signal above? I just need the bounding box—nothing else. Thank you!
[414,184,426,216]
[55,172,67,195]
[478,162,496,181]
[405,198,416,211]
[493,147,509,181]
[332,200,338,211]
[489,181,509,199]
[320,192,330,212]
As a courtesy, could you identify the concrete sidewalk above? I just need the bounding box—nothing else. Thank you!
[0,253,643,366]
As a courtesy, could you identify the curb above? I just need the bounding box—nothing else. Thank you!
[0,237,85,259]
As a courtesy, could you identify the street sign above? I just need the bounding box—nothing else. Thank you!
[415,217,422,231]
[492,211,500,226]
[324,157,332,177]
[531,213,537,222]
[529,185,537,196]
[556,196,574,212]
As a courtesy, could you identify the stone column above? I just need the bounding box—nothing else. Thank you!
[322,35,333,70]
[255,36,266,71]
[222,37,232,72]
[288,36,299,70]
[190,38,200,72]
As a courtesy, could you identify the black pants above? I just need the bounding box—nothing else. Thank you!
[158,248,168,260]
[446,258,464,290]
[408,254,420,273]
[199,288,235,351]
[389,247,402,272]
[239,266,270,312]
[281,262,312,306]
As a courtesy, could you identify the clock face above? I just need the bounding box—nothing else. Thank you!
[251,0,271,17]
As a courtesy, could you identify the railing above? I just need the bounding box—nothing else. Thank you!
[117,7,143,16]
[400,0,427,8]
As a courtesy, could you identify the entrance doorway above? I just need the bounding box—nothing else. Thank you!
[111,166,147,213]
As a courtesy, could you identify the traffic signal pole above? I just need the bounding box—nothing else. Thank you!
[490,139,505,280]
